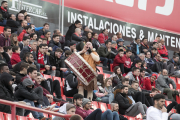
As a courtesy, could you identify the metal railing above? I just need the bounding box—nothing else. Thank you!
[0,99,81,120]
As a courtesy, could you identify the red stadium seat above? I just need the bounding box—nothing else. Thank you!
[53,77,64,97]
[16,115,27,120]
[128,117,136,120]
[176,84,180,90]
[98,102,107,113]
[104,73,111,79]
[43,74,52,80]
[110,64,113,72]
[62,95,66,101]
[3,113,11,120]
[0,112,3,120]
[169,77,177,84]
[27,118,38,120]
[165,100,172,106]
[91,101,99,110]
[0,26,4,33]
[177,78,180,84]
[107,104,111,110]
[97,66,103,74]
[176,96,180,104]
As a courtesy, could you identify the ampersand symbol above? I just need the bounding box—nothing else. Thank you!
[139,30,144,40]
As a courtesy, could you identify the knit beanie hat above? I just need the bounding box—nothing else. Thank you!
[82,98,91,107]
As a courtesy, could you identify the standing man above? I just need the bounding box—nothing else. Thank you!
[147,94,168,120]
[78,42,100,100]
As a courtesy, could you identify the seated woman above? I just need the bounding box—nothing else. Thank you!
[110,66,123,88]
[95,78,114,104]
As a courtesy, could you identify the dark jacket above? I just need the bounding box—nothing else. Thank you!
[167,59,180,70]
[18,42,24,51]
[114,89,132,115]
[49,52,66,71]
[65,24,76,41]
[16,72,26,85]
[128,87,149,97]
[71,33,84,43]
[48,40,61,49]
[36,28,45,38]
[92,39,101,50]
[64,74,78,93]
[6,19,20,33]
[14,77,40,102]
[130,41,140,56]
[0,33,11,47]
[97,46,111,58]
[110,48,118,60]
[0,73,16,113]
[139,43,149,53]
[17,26,24,36]
[0,7,9,19]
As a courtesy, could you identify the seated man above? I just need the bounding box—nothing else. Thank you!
[145,51,155,69]
[125,67,140,85]
[130,38,141,57]
[140,38,149,53]
[116,38,129,52]
[157,43,168,59]
[64,41,76,52]
[73,94,119,120]
[97,40,113,68]
[113,49,132,74]
[128,81,154,107]
[0,72,24,116]
[156,69,180,100]
[142,74,157,91]
[114,85,147,119]
[49,48,67,77]
[92,33,101,50]
[19,36,30,51]
[18,25,32,42]
[71,28,84,43]
[48,34,61,50]
[147,94,168,120]
[167,55,180,76]
[110,41,118,60]
[150,47,158,58]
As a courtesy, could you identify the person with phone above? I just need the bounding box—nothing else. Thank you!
[147,94,169,120]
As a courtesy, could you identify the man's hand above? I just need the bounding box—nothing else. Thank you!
[18,101,26,105]
[73,49,77,52]
[60,68,67,72]
[49,47,52,51]
[46,94,53,99]
[161,106,167,113]
[104,92,108,96]
[150,93,156,97]
[138,88,142,92]
[45,65,50,70]
[48,37,51,41]
[143,49,148,52]
[34,100,37,103]
[172,89,176,91]
[52,66,56,70]
[151,86,155,89]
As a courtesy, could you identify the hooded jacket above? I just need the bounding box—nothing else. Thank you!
[14,77,40,102]
[114,89,132,115]
[142,77,155,90]
[11,52,21,65]
[112,54,125,69]
[18,29,28,42]
[0,73,16,113]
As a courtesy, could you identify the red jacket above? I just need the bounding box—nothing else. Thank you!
[142,77,156,90]
[158,47,168,59]
[112,54,125,69]
[98,33,108,44]
[18,30,27,42]
[123,55,131,68]
[11,52,21,65]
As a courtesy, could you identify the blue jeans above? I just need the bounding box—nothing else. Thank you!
[100,57,113,67]
[0,20,6,26]
[101,93,114,104]
[23,99,44,119]
[101,109,119,120]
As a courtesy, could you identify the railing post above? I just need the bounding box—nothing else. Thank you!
[11,104,16,120]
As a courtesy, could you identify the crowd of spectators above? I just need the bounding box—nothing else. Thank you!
[0,0,180,120]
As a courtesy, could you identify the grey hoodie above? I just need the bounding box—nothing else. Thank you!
[22,78,34,87]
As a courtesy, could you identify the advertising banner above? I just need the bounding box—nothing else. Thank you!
[6,0,180,52]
